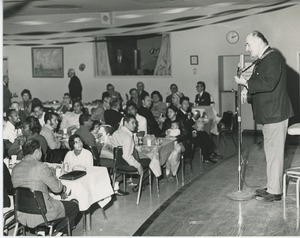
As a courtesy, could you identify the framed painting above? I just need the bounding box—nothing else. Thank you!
[32,47,64,78]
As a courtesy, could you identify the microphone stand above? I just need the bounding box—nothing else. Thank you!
[226,55,253,201]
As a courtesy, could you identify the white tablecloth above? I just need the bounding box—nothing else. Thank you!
[49,165,114,211]
[137,138,174,177]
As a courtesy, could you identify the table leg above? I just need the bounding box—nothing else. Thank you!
[86,210,91,231]
[82,209,91,232]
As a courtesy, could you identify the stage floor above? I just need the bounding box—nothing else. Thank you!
[135,140,300,236]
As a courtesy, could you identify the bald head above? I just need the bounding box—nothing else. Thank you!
[67,68,75,77]
[245,31,269,58]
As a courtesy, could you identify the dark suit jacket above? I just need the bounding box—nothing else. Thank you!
[195,91,211,106]
[68,75,82,100]
[137,106,163,137]
[138,90,149,100]
[104,109,123,132]
[248,47,294,124]
[166,94,172,104]
[111,56,131,75]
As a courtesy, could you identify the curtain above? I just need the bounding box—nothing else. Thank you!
[95,37,112,76]
[154,34,171,76]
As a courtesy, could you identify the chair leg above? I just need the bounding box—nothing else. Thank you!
[123,174,126,191]
[82,211,86,233]
[156,177,160,197]
[13,222,19,236]
[136,174,144,205]
[181,155,185,186]
[67,217,71,236]
[49,226,54,236]
[149,169,152,195]
[297,178,300,208]
[283,173,287,198]
[101,207,107,220]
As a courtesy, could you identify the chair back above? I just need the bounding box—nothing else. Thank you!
[113,146,128,170]
[14,187,48,224]
[218,111,234,131]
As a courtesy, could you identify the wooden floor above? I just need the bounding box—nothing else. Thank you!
[135,136,300,236]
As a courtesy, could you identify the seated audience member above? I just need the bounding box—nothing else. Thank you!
[166,121,181,138]
[162,105,188,181]
[57,93,72,114]
[102,83,123,102]
[32,102,46,127]
[151,90,168,121]
[104,97,123,133]
[110,114,150,194]
[64,134,112,207]
[60,99,83,134]
[64,134,93,171]
[11,139,79,233]
[3,109,20,143]
[9,116,48,161]
[91,120,101,140]
[138,95,163,137]
[177,96,220,164]
[137,82,149,100]
[171,91,184,109]
[91,96,111,123]
[119,102,147,133]
[166,84,178,104]
[75,114,99,161]
[19,89,32,118]
[40,111,61,150]
[10,101,26,123]
[195,81,211,106]
[127,88,142,109]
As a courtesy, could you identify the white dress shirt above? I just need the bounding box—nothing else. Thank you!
[110,126,140,169]
[64,148,93,171]
[3,121,17,143]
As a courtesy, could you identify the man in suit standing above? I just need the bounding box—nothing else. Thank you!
[235,30,294,202]
[111,49,130,75]
[68,68,82,101]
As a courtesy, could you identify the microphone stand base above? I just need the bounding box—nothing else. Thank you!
[226,190,254,201]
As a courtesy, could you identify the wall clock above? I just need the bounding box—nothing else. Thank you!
[226,31,239,44]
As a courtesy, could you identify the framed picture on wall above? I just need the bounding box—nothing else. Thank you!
[32,47,64,78]
[190,55,198,65]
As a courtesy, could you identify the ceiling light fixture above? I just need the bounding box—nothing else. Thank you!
[13,21,50,25]
[161,8,191,14]
[115,14,144,19]
[66,18,98,23]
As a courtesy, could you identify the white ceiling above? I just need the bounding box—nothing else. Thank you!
[3,0,300,46]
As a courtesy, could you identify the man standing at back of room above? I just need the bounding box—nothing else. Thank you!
[68,68,82,101]
[235,30,294,202]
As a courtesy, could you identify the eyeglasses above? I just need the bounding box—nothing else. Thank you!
[196,85,203,88]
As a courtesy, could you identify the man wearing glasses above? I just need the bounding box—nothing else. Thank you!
[195,81,211,106]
